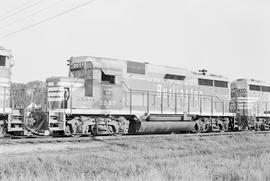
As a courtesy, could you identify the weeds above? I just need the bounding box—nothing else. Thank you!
[1,134,270,181]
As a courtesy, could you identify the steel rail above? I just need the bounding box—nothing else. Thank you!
[0,131,270,145]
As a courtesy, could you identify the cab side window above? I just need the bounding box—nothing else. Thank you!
[101,71,115,84]
[249,84,260,91]
[0,56,6,66]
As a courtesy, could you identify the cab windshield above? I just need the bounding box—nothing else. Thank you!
[69,61,93,97]
[69,61,93,79]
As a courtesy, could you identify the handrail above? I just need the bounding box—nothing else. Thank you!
[121,81,130,91]
[125,88,229,102]
[120,81,231,115]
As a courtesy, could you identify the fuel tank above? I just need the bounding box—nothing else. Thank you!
[133,121,198,134]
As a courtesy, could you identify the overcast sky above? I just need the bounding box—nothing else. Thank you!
[1,0,270,83]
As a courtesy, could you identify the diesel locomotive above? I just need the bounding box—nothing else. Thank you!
[46,56,237,136]
[2,53,270,137]
[0,46,24,137]
[231,79,270,130]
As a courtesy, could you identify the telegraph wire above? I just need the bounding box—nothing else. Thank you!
[0,0,65,30]
[0,0,35,18]
[0,0,96,39]
[0,0,45,22]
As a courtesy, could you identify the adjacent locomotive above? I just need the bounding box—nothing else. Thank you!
[231,79,270,130]
[0,46,23,137]
[46,56,234,135]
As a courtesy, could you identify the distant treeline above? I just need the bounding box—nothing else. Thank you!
[11,80,47,110]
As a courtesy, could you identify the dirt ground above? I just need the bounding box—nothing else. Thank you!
[0,141,105,154]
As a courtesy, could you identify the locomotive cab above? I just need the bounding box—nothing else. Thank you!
[0,47,24,137]
[46,57,126,135]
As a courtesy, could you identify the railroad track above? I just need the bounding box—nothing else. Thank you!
[1,131,270,145]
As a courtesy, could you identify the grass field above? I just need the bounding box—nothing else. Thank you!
[1,133,270,181]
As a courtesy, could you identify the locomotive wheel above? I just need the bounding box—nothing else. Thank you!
[109,125,117,135]
[0,124,5,137]
[194,123,201,133]
[255,123,260,131]
[89,126,94,135]
[260,124,265,131]
[64,124,72,136]
[194,120,204,133]
[205,124,211,132]
[219,124,224,132]
[122,126,129,134]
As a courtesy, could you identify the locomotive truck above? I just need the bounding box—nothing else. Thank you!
[0,46,24,137]
[46,56,235,136]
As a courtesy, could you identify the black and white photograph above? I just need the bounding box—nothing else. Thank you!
[1,0,270,180]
